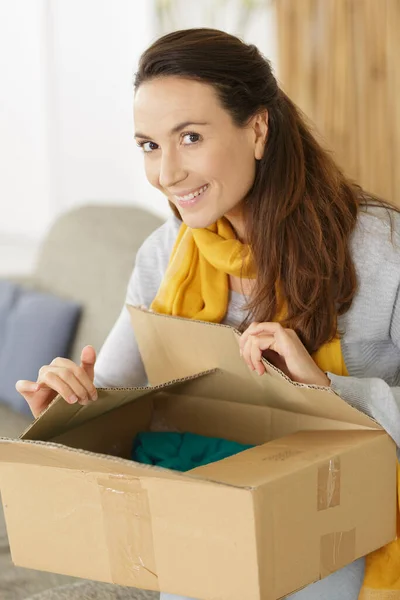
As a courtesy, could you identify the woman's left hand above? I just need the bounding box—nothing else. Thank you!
[239,322,331,386]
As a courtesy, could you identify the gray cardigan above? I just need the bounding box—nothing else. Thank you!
[95,205,400,447]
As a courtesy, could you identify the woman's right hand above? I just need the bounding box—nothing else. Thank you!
[15,345,98,419]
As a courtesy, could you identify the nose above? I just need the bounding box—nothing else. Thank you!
[158,148,187,189]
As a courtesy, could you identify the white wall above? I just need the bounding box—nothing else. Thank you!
[154,0,278,66]
[0,0,52,239]
[49,0,168,221]
[0,0,277,273]
[0,0,163,244]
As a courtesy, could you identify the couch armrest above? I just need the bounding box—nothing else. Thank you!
[0,274,35,288]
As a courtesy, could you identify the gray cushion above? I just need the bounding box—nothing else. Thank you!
[0,281,81,415]
[33,205,163,365]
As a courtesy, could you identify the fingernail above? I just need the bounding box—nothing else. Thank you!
[239,349,243,356]
[91,391,98,401]
[68,395,78,404]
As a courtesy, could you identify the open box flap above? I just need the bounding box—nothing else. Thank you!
[21,370,217,442]
[0,437,212,485]
[127,306,381,431]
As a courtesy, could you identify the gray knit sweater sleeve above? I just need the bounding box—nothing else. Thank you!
[328,371,400,447]
[94,216,181,389]
[328,207,400,447]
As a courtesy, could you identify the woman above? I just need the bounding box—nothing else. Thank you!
[16,28,400,600]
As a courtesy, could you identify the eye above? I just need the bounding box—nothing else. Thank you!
[182,132,202,145]
[136,140,159,153]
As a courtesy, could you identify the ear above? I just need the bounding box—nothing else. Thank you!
[252,110,268,160]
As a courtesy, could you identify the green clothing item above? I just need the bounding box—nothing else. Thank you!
[131,431,254,472]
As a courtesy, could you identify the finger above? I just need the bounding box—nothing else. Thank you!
[38,367,93,404]
[48,358,97,400]
[242,337,255,371]
[239,322,260,353]
[257,334,277,353]
[249,337,265,375]
[243,336,266,375]
[250,322,285,337]
[15,380,40,394]
[80,345,96,383]
[36,370,82,405]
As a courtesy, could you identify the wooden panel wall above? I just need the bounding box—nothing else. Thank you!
[275,0,400,206]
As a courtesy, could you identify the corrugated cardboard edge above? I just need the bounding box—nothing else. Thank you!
[127,306,383,432]
[19,369,219,442]
[0,435,252,492]
[125,305,339,388]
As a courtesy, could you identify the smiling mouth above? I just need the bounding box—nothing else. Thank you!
[173,184,209,202]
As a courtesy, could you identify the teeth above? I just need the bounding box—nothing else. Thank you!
[175,184,208,201]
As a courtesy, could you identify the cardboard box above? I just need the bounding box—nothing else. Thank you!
[0,306,397,600]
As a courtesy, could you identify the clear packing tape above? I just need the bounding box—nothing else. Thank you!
[95,454,357,593]
[98,474,159,590]
[318,457,356,576]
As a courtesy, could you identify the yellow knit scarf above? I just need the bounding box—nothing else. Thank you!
[151,218,347,374]
[151,218,400,599]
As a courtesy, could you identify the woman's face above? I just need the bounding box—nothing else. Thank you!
[134,76,266,231]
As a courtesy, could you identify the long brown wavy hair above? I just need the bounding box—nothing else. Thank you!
[134,28,396,354]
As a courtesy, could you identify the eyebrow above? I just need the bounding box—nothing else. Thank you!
[134,121,209,140]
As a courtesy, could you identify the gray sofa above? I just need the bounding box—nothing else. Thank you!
[0,204,163,600]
